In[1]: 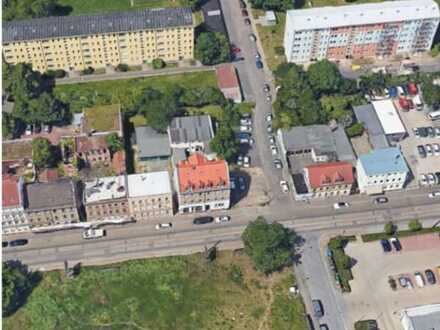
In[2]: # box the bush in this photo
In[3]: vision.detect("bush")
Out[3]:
[45,69,66,78]
[384,221,396,235]
[274,46,285,56]
[229,264,244,287]
[152,58,165,70]
[116,64,129,72]
[388,278,397,291]
[408,219,422,232]
[346,123,364,137]
[81,67,94,75]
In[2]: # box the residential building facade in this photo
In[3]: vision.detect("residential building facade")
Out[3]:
[84,176,129,221]
[174,153,230,213]
[2,175,30,235]
[24,178,81,227]
[127,172,173,219]
[3,8,194,72]
[357,147,409,195]
[303,162,354,198]
[284,0,440,63]
[216,64,242,103]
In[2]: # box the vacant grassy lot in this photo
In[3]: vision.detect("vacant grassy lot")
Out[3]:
[4,251,307,330]
[58,0,189,15]
[253,10,286,71]
[54,71,217,113]
[83,104,121,133]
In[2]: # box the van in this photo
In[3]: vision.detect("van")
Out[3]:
[428,111,440,121]
[312,299,324,318]
[414,272,425,288]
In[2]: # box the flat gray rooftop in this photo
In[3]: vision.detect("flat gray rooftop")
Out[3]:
[169,115,214,145]
[353,104,389,150]
[135,126,171,159]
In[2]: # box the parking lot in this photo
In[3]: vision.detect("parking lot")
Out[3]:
[344,234,440,330]
[397,109,440,183]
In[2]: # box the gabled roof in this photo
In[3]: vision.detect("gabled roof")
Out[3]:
[358,147,409,176]
[3,8,193,43]
[176,153,229,192]
[25,178,78,211]
[169,115,214,145]
[2,175,21,208]
[216,64,239,89]
[306,162,354,189]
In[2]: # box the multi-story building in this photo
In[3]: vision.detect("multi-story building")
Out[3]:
[76,135,111,167]
[127,172,173,219]
[83,175,128,221]
[284,0,440,63]
[174,153,230,213]
[2,175,30,235]
[24,178,81,227]
[303,162,354,198]
[3,8,194,72]
[357,147,409,195]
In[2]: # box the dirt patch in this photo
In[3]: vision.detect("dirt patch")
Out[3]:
[231,167,271,208]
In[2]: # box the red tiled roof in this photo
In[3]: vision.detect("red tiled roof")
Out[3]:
[216,64,239,89]
[177,153,229,192]
[112,150,126,174]
[76,135,108,153]
[2,175,20,207]
[306,162,354,189]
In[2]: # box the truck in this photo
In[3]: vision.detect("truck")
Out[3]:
[82,228,105,239]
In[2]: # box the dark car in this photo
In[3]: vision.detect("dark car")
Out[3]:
[380,239,392,252]
[319,325,329,330]
[241,9,248,17]
[244,18,251,25]
[425,269,436,284]
[256,60,263,69]
[193,216,214,225]
[239,0,246,8]
[238,132,251,139]
[9,239,29,247]
[390,237,402,251]
[427,126,435,138]
[417,145,427,158]
[2,241,8,248]
[312,299,324,318]
[418,127,428,138]
[374,197,388,204]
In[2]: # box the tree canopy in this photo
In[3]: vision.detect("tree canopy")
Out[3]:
[105,133,124,154]
[195,32,230,65]
[241,217,294,274]
[307,60,345,95]
[210,124,239,162]
[32,137,56,169]
[181,87,226,107]
[2,0,58,21]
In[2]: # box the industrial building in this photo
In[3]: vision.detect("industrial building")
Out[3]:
[284,0,440,63]
[3,8,194,72]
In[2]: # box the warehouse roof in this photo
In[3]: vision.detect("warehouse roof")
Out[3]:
[353,104,389,149]
[358,147,408,176]
[286,0,439,31]
[372,100,406,136]
[400,304,440,330]
[3,7,193,43]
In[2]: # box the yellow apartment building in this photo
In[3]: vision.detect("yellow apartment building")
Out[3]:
[2,7,194,72]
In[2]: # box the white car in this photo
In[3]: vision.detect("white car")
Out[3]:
[427,173,436,185]
[237,155,244,166]
[243,156,250,168]
[239,138,250,144]
[433,143,440,156]
[428,191,440,198]
[420,174,428,186]
[215,216,231,223]
[266,114,273,122]
[333,202,350,210]
[240,118,252,126]
[425,144,433,156]
[82,228,105,239]
[268,135,276,145]
[240,125,252,132]
[280,180,289,193]
[155,223,172,230]
[271,146,278,155]
[25,125,32,136]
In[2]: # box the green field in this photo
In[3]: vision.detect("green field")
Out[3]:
[54,71,217,113]
[58,0,189,16]
[4,251,307,330]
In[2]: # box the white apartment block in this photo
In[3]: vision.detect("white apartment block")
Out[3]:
[284,0,440,63]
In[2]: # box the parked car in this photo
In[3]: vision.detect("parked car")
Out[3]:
[270,145,278,155]
[9,239,29,247]
[243,156,250,168]
[240,125,252,132]
[42,124,51,133]
[425,269,436,284]
[241,9,248,16]
[266,95,272,102]
[374,196,388,204]
[155,223,172,230]
[2,241,8,248]
[263,84,270,93]
[428,191,440,198]
[399,276,410,288]
[419,127,429,138]
[267,124,273,133]
[425,144,433,156]
[239,0,246,8]
[280,180,289,193]
[266,113,273,122]
[83,228,105,239]
[319,324,329,330]
[312,299,324,318]
[237,155,244,166]
[215,216,231,223]
[273,159,283,169]
[256,60,263,69]
[433,143,440,156]
[380,239,392,252]
[388,86,398,98]
[434,127,440,138]
[420,174,428,185]
[427,126,435,138]
[417,145,427,158]
[25,125,32,136]
[249,33,256,42]
[427,173,436,185]
[436,172,440,183]
[244,18,251,25]
[239,138,250,144]
[414,272,425,287]
[193,216,214,225]
[255,52,261,60]
[333,202,349,210]
[389,237,401,251]
[268,135,276,145]
[413,127,420,138]
[240,118,252,126]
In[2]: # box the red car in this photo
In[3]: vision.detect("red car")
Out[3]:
[232,47,241,54]
[241,9,248,17]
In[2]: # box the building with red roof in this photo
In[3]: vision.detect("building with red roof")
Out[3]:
[75,135,111,167]
[175,153,230,213]
[2,175,30,235]
[304,162,354,198]
[216,64,242,103]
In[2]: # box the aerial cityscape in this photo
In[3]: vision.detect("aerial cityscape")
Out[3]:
[2,0,440,329]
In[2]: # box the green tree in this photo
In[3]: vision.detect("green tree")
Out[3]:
[241,217,294,274]
[152,58,166,69]
[408,219,422,232]
[359,72,387,93]
[116,63,129,72]
[105,133,123,154]
[181,87,226,107]
[420,80,440,107]
[32,137,55,169]
[346,123,364,137]
[210,124,239,162]
[384,221,396,236]
[248,0,293,11]
[2,112,14,139]
[341,255,352,269]
[2,0,57,21]
[5,63,42,100]
[307,60,344,95]
[195,32,230,65]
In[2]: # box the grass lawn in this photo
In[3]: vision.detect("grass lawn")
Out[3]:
[83,104,121,133]
[253,10,286,71]
[58,0,189,16]
[54,71,217,114]
[4,251,307,330]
